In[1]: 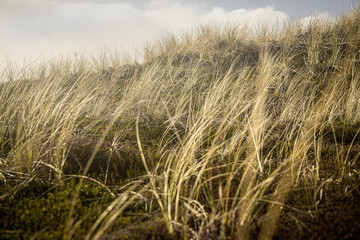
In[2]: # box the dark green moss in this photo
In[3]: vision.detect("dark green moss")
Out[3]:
[0,179,114,239]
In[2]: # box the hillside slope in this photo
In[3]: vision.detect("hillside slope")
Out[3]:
[0,5,360,240]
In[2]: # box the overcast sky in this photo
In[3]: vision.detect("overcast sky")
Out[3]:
[0,0,358,63]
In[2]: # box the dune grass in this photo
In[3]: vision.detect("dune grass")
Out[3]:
[1,5,360,240]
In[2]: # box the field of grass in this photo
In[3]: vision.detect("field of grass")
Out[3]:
[1,5,360,240]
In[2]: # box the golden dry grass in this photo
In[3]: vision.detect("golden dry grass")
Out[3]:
[0,5,360,240]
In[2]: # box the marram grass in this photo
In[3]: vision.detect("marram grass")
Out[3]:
[1,5,360,240]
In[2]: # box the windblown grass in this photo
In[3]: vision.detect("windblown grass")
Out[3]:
[1,5,360,240]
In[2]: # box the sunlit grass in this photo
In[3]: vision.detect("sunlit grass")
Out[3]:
[0,5,360,240]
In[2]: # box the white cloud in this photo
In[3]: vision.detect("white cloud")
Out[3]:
[0,0,291,62]
[200,6,289,33]
[300,12,335,29]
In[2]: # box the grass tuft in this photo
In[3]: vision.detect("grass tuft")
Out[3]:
[1,4,360,239]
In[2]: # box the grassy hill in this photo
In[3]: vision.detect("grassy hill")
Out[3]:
[1,5,360,240]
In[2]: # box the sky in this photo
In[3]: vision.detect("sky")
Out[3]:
[0,0,358,63]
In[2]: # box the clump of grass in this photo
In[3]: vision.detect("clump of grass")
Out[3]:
[1,4,360,240]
